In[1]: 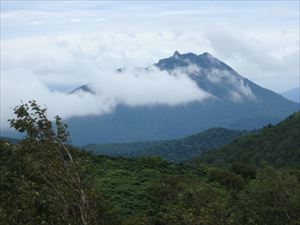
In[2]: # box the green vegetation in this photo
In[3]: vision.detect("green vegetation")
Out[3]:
[1,101,300,225]
[0,101,102,225]
[194,112,300,168]
[83,141,162,157]
[83,128,244,162]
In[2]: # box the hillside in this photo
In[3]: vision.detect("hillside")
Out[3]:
[83,128,245,162]
[194,112,300,168]
[1,102,300,225]
[3,137,300,225]
[83,140,162,157]
[0,136,19,144]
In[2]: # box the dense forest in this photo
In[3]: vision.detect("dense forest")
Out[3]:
[193,111,300,168]
[1,101,300,225]
[83,128,245,162]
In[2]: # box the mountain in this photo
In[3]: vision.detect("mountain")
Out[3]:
[65,51,298,145]
[193,111,300,168]
[83,128,245,162]
[280,87,300,103]
[0,136,19,144]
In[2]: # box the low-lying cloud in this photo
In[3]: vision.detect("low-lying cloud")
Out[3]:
[1,62,210,129]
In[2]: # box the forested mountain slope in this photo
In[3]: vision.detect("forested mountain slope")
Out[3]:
[194,112,300,168]
[84,128,245,162]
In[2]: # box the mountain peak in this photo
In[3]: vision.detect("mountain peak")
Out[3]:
[156,51,231,72]
[200,52,213,57]
[172,51,214,59]
[173,50,181,57]
[70,85,95,95]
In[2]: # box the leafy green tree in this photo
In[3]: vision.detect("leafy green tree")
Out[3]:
[161,183,228,225]
[145,176,228,225]
[0,101,99,225]
[207,167,245,190]
[229,166,300,225]
[231,162,257,180]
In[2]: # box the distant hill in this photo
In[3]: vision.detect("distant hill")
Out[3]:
[193,112,300,168]
[0,136,19,144]
[83,140,162,157]
[83,128,245,162]
[280,87,300,103]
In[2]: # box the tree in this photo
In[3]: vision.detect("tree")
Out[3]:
[146,176,228,225]
[229,166,300,225]
[1,101,98,225]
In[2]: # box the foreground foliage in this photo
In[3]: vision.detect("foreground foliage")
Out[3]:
[0,101,101,225]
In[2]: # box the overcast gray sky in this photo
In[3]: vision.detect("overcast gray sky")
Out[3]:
[1,1,299,128]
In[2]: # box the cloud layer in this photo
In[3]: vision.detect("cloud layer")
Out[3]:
[1,47,211,129]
